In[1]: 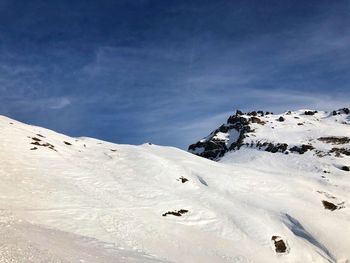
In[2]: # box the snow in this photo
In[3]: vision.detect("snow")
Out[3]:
[0,114,349,262]
[245,110,349,149]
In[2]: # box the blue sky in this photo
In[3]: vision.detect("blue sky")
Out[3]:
[0,0,349,148]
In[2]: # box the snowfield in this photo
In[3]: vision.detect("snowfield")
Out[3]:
[0,111,349,263]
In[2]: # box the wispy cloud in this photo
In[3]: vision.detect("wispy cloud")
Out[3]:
[47,97,71,109]
[0,1,349,148]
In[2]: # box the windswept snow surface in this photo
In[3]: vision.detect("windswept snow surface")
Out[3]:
[0,114,349,262]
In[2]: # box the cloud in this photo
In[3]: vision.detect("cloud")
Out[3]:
[48,97,71,109]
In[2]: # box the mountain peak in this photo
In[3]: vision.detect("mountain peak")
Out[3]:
[188,107,350,160]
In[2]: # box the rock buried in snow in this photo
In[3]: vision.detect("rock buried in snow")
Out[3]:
[341,166,350,172]
[162,209,189,217]
[271,236,287,253]
[322,200,339,211]
[178,176,188,183]
[63,141,72,145]
[30,140,56,151]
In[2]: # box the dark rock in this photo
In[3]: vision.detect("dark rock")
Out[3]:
[341,166,350,171]
[278,116,285,122]
[218,124,230,133]
[322,200,338,211]
[289,144,314,154]
[227,116,249,125]
[179,176,189,183]
[271,236,287,253]
[30,140,56,151]
[236,110,243,115]
[188,138,227,160]
[229,130,246,151]
[297,123,303,126]
[30,147,38,150]
[63,141,72,145]
[32,137,41,142]
[333,108,350,115]
[250,117,266,125]
[162,209,189,217]
[342,108,350,114]
[189,112,258,160]
[265,143,288,153]
[330,148,350,157]
[304,110,317,115]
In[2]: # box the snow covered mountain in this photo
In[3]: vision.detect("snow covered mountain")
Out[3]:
[189,108,350,160]
[0,109,349,263]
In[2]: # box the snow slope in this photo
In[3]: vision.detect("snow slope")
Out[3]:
[0,112,349,262]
